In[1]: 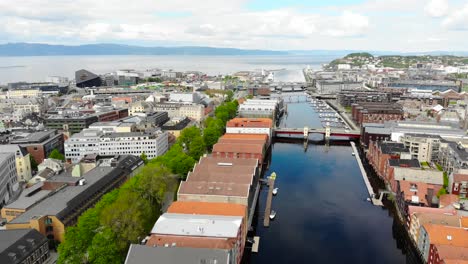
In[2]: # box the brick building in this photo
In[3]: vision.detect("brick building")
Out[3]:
[9,130,64,164]
[351,102,403,125]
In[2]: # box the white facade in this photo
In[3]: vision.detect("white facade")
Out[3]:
[99,131,168,159]
[226,126,272,140]
[169,92,202,104]
[65,129,103,163]
[0,153,18,206]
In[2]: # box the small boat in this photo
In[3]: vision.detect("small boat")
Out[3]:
[351,152,355,156]
[272,188,278,195]
[269,210,276,220]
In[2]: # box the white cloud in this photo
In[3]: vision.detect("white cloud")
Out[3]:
[0,0,466,51]
[425,0,449,17]
[322,11,369,37]
[442,3,468,30]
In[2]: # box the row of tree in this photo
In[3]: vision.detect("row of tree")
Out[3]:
[57,163,175,263]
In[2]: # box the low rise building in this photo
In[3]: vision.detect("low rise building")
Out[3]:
[430,244,468,264]
[178,181,251,207]
[417,224,468,263]
[451,173,468,199]
[399,134,442,162]
[8,130,64,164]
[0,153,18,206]
[0,229,50,264]
[64,129,103,163]
[161,117,193,138]
[351,102,404,126]
[45,109,128,134]
[99,130,168,159]
[226,118,273,143]
[337,90,392,107]
[125,245,233,264]
[408,213,462,244]
[2,155,143,242]
[212,142,266,164]
[0,98,46,115]
[393,167,444,206]
[146,213,244,264]
[367,141,410,179]
[439,141,468,175]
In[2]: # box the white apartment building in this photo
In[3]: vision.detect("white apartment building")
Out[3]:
[0,153,18,206]
[65,129,103,163]
[169,92,202,104]
[99,130,168,159]
[399,134,441,163]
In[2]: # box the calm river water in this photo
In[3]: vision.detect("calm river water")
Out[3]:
[244,70,413,264]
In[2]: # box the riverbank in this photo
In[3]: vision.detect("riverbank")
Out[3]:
[356,144,425,264]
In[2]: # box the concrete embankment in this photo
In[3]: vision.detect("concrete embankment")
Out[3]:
[350,142,382,206]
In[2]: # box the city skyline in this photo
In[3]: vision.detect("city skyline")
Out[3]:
[1,0,468,52]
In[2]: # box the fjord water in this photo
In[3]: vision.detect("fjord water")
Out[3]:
[0,54,336,84]
[245,70,407,263]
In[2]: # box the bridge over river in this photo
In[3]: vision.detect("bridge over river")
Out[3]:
[274,126,360,139]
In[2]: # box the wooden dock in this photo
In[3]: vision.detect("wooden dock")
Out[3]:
[263,172,276,227]
[252,236,260,253]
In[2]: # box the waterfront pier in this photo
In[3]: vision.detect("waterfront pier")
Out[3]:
[263,172,276,227]
[350,142,382,206]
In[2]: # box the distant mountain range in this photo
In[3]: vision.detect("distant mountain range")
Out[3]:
[0,43,467,57]
[0,43,288,56]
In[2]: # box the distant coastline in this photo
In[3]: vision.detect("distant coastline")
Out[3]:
[1,43,468,57]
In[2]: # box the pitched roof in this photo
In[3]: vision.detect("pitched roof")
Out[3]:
[0,229,47,264]
[212,143,264,155]
[423,224,468,247]
[125,244,230,264]
[168,201,246,218]
[454,174,468,182]
[439,194,460,208]
[178,181,250,198]
[435,244,468,262]
[150,213,242,238]
[226,118,273,128]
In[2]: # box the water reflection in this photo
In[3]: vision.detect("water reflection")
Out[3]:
[245,100,409,264]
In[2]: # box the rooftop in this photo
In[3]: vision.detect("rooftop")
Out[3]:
[435,244,468,263]
[150,213,242,238]
[423,224,468,247]
[178,181,250,198]
[226,118,273,128]
[393,167,443,185]
[9,156,142,224]
[125,244,230,264]
[388,159,421,168]
[379,142,409,154]
[168,201,246,218]
[0,229,47,263]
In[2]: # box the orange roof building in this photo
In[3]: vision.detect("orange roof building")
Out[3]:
[419,224,468,263]
[226,118,273,128]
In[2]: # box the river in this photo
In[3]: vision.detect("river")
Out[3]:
[243,70,413,264]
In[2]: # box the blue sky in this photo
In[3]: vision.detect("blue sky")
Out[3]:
[0,0,467,51]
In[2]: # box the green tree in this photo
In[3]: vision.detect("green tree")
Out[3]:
[226,90,234,102]
[88,227,123,264]
[57,227,86,264]
[29,154,38,171]
[48,149,65,161]
[140,152,148,164]
[188,136,206,160]
[101,190,155,252]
